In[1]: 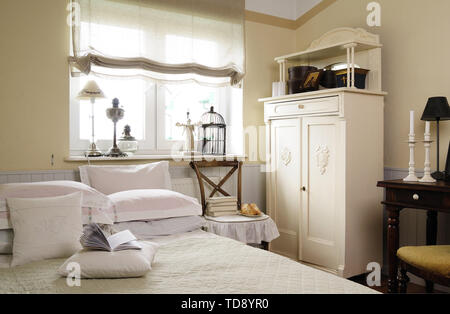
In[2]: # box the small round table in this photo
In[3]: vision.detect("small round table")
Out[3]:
[204,214,279,249]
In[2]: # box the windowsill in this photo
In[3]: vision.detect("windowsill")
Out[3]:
[64,154,247,162]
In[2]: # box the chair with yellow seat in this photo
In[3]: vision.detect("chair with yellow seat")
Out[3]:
[397,245,450,293]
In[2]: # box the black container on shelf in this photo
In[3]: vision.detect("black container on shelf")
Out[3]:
[288,79,304,94]
[335,68,370,89]
[288,66,318,81]
[320,69,337,88]
[287,66,319,95]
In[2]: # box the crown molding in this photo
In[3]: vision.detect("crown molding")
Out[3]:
[293,0,337,29]
[245,0,337,30]
[245,10,297,29]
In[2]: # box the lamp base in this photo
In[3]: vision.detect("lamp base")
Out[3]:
[104,147,127,158]
[431,171,445,181]
[85,143,103,157]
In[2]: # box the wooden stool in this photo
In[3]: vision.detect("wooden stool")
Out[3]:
[397,245,450,293]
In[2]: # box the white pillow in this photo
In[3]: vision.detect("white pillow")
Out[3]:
[0,181,113,229]
[58,241,159,279]
[79,162,172,195]
[109,189,202,223]
[113,216,206,239]
[8,192,83,267]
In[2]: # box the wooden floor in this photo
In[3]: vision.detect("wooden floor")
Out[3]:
[350,274,448,294]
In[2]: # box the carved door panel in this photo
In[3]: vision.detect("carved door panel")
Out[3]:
[300,116,340,269]
[269,118,301,259]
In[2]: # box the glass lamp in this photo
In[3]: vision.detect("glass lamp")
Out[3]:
[421,97,450,180]
[105,98,126,157]
[77,80,106,157]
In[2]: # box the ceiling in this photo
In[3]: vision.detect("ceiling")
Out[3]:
[245,0,323,21]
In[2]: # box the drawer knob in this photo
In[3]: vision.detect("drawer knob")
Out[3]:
[413,194,420,201]
[298,105,304,109]
[302,186,306,192]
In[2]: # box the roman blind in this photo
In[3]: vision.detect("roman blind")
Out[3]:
[69,0,245,86]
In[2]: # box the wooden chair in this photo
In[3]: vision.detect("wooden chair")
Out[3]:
[397,245,450,293]
[189,160,242,215]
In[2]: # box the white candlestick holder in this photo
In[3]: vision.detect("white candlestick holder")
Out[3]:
[404,134,419,182]
[419,133,437,183]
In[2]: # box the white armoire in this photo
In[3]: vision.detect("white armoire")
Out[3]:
[260,28,386,278]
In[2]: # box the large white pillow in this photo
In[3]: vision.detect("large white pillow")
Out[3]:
[8,192,84,267]
[113,216,206,239]
[79,162,172,195]
[0,181,113,229]
[109,189,202,223]
[58,241,159,279]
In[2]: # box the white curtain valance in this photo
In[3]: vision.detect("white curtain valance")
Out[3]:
[70,0,246,86]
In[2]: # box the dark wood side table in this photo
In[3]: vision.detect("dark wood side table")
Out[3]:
[377,180,450,293]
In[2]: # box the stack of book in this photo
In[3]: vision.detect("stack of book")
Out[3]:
[206,196,238,217]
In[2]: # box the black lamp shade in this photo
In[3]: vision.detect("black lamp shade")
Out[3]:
[421,97,450,121]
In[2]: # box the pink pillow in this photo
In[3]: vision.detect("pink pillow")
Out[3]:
[0,181,113,229]
[79,162,172,195]
[108,189,202,223]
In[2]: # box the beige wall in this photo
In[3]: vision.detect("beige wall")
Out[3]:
[0,0,70,171]
[0,0,294,171]
[243,21,295,161]
[2,0,449,171]
[294,0,450,169]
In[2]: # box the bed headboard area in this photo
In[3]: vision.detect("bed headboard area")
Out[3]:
[0,164,266,211]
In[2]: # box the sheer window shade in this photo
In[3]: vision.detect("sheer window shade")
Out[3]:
[69,0,246,86]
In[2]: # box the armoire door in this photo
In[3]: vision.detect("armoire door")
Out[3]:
[269,118,301,259]
[300,116,340,270]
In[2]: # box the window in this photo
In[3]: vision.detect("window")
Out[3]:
[69,0,245,157]
[70,77,243,156]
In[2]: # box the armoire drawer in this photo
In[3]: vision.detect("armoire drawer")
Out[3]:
[265,96,339,118]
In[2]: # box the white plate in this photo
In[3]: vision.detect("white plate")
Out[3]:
[238,212,263,218]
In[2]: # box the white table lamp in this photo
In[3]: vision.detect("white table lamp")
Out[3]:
[77,80,106,157]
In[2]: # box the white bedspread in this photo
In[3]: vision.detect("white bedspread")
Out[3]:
[0,231,378,294]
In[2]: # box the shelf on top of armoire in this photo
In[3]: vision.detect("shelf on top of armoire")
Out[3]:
[275,40,382,63]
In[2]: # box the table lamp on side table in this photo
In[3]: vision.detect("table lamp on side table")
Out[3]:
[77,80,106,157]
[421,97,450,180]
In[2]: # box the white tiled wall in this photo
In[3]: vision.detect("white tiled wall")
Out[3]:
[0,164,267,211]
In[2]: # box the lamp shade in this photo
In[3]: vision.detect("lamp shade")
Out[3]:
[421,97,450,121]
[77,80,106,100]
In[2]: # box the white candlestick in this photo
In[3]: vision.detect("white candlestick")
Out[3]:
[404,133,419,182]
[404,111,419,181]
[425,121,430,134]
[420,125,436,183]
[410,111,414,135]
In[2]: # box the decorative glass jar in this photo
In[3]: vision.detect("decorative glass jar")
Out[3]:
[117,125,139,154]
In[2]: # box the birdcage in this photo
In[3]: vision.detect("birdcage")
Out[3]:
[198,106,226,155]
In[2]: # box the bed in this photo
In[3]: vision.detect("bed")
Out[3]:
[0,163,378,294]
[0,230,377,294]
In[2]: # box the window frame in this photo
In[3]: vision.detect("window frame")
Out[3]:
[69,79,243,157]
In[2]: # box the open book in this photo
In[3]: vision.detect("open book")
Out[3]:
[80,223,142,252]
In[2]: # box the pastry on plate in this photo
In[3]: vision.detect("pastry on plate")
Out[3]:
[241,203,262,216]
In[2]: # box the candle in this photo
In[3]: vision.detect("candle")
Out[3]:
[425,121,431,134]
[410,111,414,135]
